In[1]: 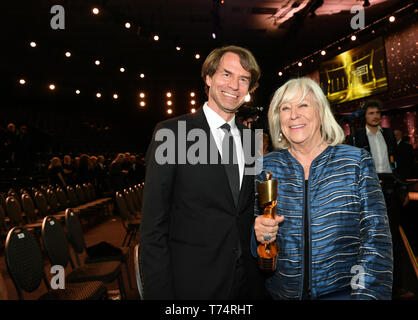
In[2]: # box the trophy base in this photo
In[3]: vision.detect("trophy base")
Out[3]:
[258,256,277,273]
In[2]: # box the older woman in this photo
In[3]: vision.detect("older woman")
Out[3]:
[253,78,393,300]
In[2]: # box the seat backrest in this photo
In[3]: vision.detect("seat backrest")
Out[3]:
[134,244,144,300]
[134,184,144,208]
[55,187,69,210]
[45,188,59,212]
[21,193,38,223]
[129,187,141,212]
[86,183,97,201]
[5,226,47,299]
[64,209,86,257]
[115,192,132,221]
[66,186,79,207]
[5,196,23,226]
[123,189,137,216]
[41,216,71,268]
[75,184,88,204]
[34,191,50,217]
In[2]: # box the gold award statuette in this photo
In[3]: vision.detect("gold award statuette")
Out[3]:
[256,171,279,273]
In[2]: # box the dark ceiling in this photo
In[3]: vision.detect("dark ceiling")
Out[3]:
[2,0,414,151]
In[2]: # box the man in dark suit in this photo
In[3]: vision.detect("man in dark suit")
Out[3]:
[353,100,407,298]
[394,129,415,179]
[140,45,266,300]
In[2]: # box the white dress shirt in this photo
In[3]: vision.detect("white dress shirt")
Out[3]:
[366,126,393,174]
[203,102,245,188]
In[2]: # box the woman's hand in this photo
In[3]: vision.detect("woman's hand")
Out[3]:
[254,215,284,244]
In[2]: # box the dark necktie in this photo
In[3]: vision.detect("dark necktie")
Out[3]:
[221,123,240,207]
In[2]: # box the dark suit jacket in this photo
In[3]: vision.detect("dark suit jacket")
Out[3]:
[353,127,397,169]
[140,107,265,300]
[394,141,415,179]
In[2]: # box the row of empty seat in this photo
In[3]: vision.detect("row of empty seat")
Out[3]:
[5,209,127,300]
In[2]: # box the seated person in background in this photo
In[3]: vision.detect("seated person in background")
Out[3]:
[48,157,66,187]
[62,154,74,186]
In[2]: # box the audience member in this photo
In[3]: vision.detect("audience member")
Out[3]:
[47,157,66,187]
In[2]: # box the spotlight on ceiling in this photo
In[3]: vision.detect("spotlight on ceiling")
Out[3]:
[176,46,181,51]
[65,51,71,58]
[389,16,395,23]
[153,35,159,41]
[351,35,357,41]
[195,54,200,59]
[125,22,131,29]
[321,50,326,56]
[19,79,26,85]
[139,73,145,79]
[92,7,100,15]
[30,41,37,48]
[75,89,80,94]
[49,84,56,90]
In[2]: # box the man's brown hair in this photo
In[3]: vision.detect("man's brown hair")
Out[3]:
[201,45,260,95]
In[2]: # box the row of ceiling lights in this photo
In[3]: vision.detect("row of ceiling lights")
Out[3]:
[277,12,399,77]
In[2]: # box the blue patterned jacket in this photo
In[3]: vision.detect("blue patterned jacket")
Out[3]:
[253,144,393,300]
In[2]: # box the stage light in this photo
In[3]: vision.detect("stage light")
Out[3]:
[30,41,37,48]
[278,72,283,76]
[65,51,71,57]
[153,35,159,41]
[321,50,326,56]
[298,62,302,67]
[19,79,26,85]
[92,8,99,15]
[190,92,195,97]
[167,108,173,114]
[389,16,395,23]
[125,22,131,29]
[49,84,55,90]
[120,67,125,72]
[113,94,118,99]
[75,89,80,94]
[191,100,196,105]
[212,33,216,39]
[195,54,200,59]
[167,100,172,106]
[96,92,102,98]
[166,92,172,98]
[139,101,146,107]
[139,73,145,78]
[95,60,100,65]
[191,108,196,113]
[176,46,181,51]
[139,92,145,98]
[351,35,357,41]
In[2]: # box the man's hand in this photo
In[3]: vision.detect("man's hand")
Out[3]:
[254,215,284,244]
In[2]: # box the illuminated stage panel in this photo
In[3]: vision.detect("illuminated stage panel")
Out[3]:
[320,37,388,104]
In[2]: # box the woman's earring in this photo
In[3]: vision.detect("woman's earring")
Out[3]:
[278,132,282,142]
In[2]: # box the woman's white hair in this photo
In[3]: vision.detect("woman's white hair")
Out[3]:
[268,77,345,150]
